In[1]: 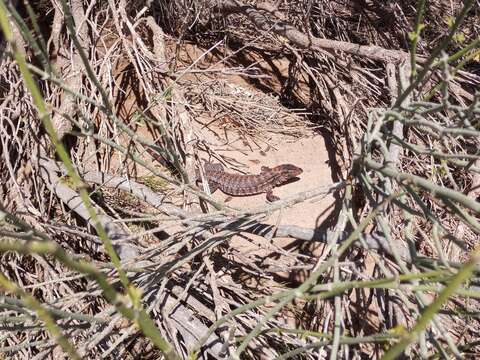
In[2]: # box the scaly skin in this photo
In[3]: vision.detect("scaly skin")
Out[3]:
[145,147,303,201]
[196,163,303,202]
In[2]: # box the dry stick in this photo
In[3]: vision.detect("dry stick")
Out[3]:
[166,264,207,318]
[359,118,475,357]
[102,283,180,360]
[364,159,480,215]
[110,0,189,183]
[37,9,227,212]
[391,0,475,108]
[1,6,167,354]
[56,0,188,197]
[190,210,386,352]
[445,156,480,258]
[143,16,168,72]
[38,157,138,261]
[0,4,43,230]
[470,159,480,201]
[50,0,88,141]
[75,167,412,354]
[231,194,399,358]
[390,137,480,166]
[382,249,480,360]
[163,289,227,357]
[387,113,480,138]
[78,169,411,261]
[379,62,415,340]
[5,1,242,358]
[218,0,427,64]
[172,88,198,194]
[74,170,412,355]
[329,186,352,359]
[24,0,140,307]
[363,76,478,356]
[68,170,226,355]
[0,296,108,325]
[78,313,124,357]
[245,224,412,262]
[0,221,180,360]
[44,162,224,355]
[35,159,166,353]
[167,86,232,358]
[377,213,463,357]
[0,340,57,355]
[385,62,406,168]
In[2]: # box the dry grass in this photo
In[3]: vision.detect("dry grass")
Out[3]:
[0,0,479,359]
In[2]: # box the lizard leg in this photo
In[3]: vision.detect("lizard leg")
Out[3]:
[266,189,280,202]
[196,176,218,194]
[206,181,219,194]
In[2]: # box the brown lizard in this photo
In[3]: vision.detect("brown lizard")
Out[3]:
[196,162,303,202]
[145,147,302,201]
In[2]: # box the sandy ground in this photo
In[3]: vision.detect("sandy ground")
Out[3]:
[177,44,336,230]
[201,133,336,230]
[188,122,338,265]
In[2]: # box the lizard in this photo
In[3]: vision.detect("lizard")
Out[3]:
[145,146,303,201]
[196,162,303,202]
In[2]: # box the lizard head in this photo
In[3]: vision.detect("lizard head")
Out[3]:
[273,164,303,184]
